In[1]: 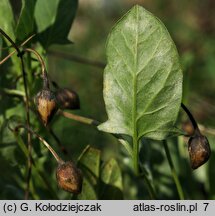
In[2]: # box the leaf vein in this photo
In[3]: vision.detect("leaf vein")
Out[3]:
[120,31,135,56]
[138,27,159,45]
[136,31,163,76]
[109,67,129,95]
[136,63,173,123]
[110,41,133,76]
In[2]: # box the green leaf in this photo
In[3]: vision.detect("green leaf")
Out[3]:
[15,0,37,42]
[0,0,15,40]
[76,146,124,199]
[77,145,101,199]
[34,0,78,48]
[99,5,183,141]
[100,158,123,199]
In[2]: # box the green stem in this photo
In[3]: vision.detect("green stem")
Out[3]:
[2,88,25,97]
[0,28,32,199]
[140,167,156,199]
[12,131,59,199]
[47,126,68,155]
[0,34,35,65]
[0,28,20,53]
[142,175,156,199]
[15,125,64,164]
[58,110,100,126]
[49,50,106,69]
[133,136,139,176]
[20,51,32,201]
[181,103,200,135]
[163,140,184,199]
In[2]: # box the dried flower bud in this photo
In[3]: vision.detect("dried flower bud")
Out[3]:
[188,135,211,169]
[56,88,80,110]
[35,89,58,126]
[56,161,83,194]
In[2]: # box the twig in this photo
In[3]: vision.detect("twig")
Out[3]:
[163,140,184,200]
[20,48,32,200]
[11,130,59,199]
[142,175,156,199]
[0,28,32,199]
[58,110,100,126]
[139,167,156,199]
[182,121,215,137]
[48,50,106,69]
[47,126,68,155]
[0,34,35,65]
[181,103,200,135]
[0,29,20,52]
[24,48,47,77]
[198,124,215,136]
[24,48,50,89]
[14,125,64,164]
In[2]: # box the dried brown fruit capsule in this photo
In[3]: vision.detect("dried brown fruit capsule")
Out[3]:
[35,89,58,126]
[56,88,80,110]
[56,161,83,194]
[181,103,211,169]
[188,135,211,169]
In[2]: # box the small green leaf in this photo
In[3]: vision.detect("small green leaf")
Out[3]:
[78,145,101,180]
[0,0,15,40]
[34,0,78,48]
[99,5,183,141]
[15,0,37,42]
[77,146,101,199]
[100,158,123,199]
[77,178,97,200]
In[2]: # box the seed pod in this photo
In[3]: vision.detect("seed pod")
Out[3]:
[188,135,211,169]
[56,161,83,194]
[35,89,58,126]
[56,88,80,110]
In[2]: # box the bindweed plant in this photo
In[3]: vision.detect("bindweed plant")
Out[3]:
[0,1,212,200]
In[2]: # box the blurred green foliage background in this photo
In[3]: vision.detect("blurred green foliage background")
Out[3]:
[0,0,215,199]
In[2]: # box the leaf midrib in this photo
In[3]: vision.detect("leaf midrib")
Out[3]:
[132,6,139,141]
